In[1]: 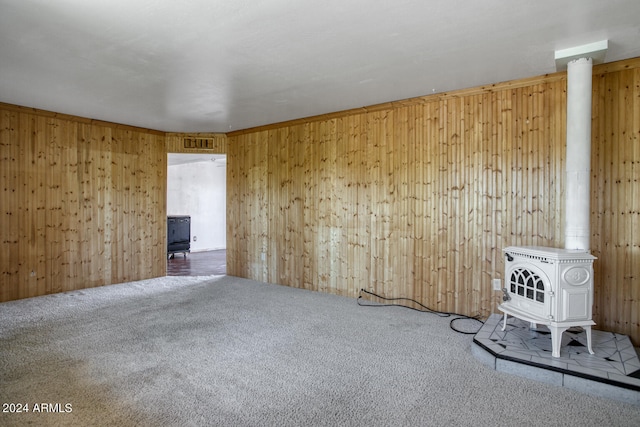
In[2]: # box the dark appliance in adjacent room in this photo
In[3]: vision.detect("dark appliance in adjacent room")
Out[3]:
[167,215,190,258]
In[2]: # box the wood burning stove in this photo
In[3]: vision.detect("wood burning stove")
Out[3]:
[499,246,596,358]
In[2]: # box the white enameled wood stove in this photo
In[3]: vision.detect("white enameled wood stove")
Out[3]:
[499,246,596,357]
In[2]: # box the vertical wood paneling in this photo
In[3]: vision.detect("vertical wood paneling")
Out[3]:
[340,114,369,296]
[394,105,413,302]
[44,116,62,294]
[481,91,496,314]
[226,131,242,277]
[0,104,166,300]
[44,116,77,295]
[409,105,424,306]
[424,101,440,310]
[1,110,19,300]
[632,68,640,338]
[591,67,640,339]
[149,132,167,277]
[227,57,640,344]
[111,129,126,283]
[267,127,282,285]
[60,118,81,291]
[78,123,110,287]
[18,114,46,297]
[301,123,316,291]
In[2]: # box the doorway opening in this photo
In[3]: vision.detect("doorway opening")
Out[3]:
[167,153,226,276]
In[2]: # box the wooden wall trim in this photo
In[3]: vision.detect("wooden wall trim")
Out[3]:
[0,102,165,136]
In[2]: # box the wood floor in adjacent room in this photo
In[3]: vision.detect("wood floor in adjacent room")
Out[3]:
[166,249,226,276]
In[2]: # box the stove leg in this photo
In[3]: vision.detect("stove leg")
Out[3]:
[501,313,508,331]
[549,325,569,358]
[585,326,595,355]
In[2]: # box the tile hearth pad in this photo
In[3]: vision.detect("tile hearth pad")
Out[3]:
[474,314,640,395]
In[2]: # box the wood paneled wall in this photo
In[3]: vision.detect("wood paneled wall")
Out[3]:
[0,104,167,300]
[591,61,640,342]
[227,58,640,344]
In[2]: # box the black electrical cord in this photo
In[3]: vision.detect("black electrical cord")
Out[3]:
[357,288,484,335]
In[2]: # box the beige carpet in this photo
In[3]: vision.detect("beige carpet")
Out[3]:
[1,275,640,426]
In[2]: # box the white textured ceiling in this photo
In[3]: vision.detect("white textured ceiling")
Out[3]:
[1,0,640,133]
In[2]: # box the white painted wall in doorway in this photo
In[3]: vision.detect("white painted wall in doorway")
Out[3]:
[167,159,226,251]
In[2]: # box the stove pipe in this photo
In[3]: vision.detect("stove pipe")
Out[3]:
[564,57,593,250]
